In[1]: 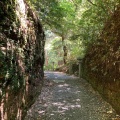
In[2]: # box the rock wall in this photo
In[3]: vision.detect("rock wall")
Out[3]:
[0,0,45,119]
[83,6,120,114]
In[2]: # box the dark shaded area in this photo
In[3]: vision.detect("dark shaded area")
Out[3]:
[82,6,120,114]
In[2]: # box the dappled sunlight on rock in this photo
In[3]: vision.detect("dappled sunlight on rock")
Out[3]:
[38,110,45,114]
[50,113,54,116]
[61,106,69,110]
[75,99,80,102]
[51,100,81,113]
[52,102,64,106]
[58,84,69,88]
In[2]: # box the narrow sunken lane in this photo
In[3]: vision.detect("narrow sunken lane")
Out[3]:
[25,71,120,120]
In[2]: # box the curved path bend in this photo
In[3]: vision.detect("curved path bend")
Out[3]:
[25,71,120,120]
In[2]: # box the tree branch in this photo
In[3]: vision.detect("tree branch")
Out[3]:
[87,0,108,14]
[87,0,97,6]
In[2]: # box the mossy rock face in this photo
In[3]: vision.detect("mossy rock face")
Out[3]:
[82,6,120,115]
[0,0,45,119]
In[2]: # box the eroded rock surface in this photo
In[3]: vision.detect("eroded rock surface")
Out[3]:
[0,0,44,119]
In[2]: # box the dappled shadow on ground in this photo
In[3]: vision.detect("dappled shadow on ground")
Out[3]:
[25,71,120,120]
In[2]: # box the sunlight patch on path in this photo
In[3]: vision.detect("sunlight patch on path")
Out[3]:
[25,71,120,120]
[52,80,65,83]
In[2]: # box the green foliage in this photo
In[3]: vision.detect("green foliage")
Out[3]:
[45,37,63,70]
[0,0,16,24]
[69,0,120,55]
[30,0,120,64]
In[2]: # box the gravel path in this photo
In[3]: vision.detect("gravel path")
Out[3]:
[25,71,120,120]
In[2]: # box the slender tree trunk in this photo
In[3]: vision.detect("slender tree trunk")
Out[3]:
[62,36,67,64]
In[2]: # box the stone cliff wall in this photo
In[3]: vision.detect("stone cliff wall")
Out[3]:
[0,0,45,119]
[83,6,120,114]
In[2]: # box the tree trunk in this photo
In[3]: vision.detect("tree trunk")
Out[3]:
[62,36,67,64]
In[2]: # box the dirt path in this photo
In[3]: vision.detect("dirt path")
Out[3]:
[25,71,120,120]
